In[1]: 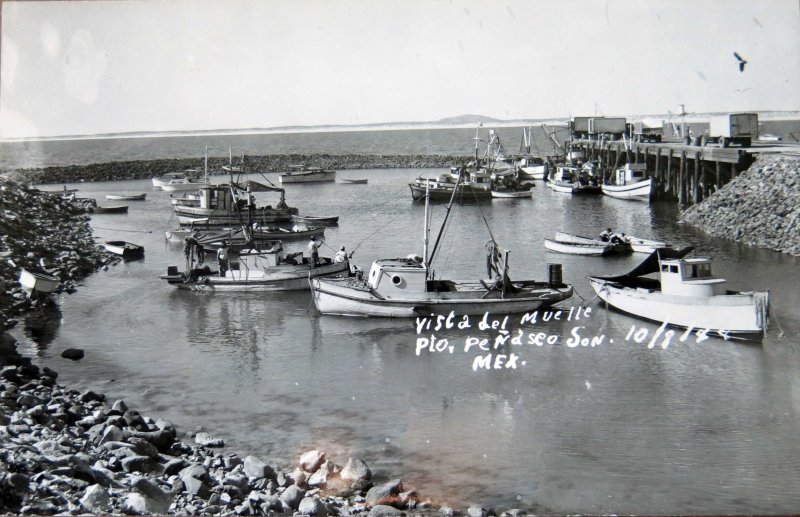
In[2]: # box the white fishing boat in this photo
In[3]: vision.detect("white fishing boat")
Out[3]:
[602,163,653,201]
[161,241,350,291]
[588,248,770,338]
[161,178,206,192]
[546,165,600,194]
[151,170,200,188]
[311,181,573,317]
[18,268,59,295]
[514,127,548,180]
[278,166,336,184]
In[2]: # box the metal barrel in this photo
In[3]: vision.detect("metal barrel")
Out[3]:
[548,263,563,287]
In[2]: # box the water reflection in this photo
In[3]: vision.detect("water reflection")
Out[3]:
[23,301,62,350]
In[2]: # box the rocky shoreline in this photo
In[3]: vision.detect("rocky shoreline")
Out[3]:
[0,177,525,515]
[7,154,468,185]
[680,154,800,256]
[0,332,450,516]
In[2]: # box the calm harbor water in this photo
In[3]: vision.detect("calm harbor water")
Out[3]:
[10,164,800,514]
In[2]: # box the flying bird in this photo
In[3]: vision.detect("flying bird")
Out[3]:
[734,52,748,72]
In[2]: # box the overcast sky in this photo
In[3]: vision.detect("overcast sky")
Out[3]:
[1,0,798,139]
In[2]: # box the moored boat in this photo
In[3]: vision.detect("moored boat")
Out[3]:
[588,248,770,338]
[312,178,573,317]
[292,215,339,226]
[18,268,60,295]
[103,241,145,260]
[279,166,336,184]
[555,230,669,254]
[152,170,200,188]
[91,205,129,214]
[491,185,533,198]
[339,178,368,184]
[544,238,617,256]
[547,165,600,194]
[193,225,325,251]
[161,179,206,192]
[172,181,298,226]
[602,163,653,201]
[161,241,350,291]
[106,193,147,201]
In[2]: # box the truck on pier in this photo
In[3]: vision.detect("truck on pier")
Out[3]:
[704,113,758,148]
[630,121,663,143]
[570,117,591,139]
[588,117,627,140]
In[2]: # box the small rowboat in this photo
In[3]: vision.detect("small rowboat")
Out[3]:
[544,238,616,256]
[91,205,129,214]
[292,215,339,226]
[555,231,667,254]
[103,241,145,260]
[339,178,368,184]
[491,187,533,198]
[106,193,147,201]
[19,268,60,295]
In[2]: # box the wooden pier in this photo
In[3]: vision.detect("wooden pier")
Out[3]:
[566,139,790,206]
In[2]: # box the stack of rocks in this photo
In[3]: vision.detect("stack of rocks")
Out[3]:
[681,155,800,256]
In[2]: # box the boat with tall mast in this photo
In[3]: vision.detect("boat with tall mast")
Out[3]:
[311,179,573,317]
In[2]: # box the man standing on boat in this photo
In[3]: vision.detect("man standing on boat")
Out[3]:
[217,241,230,277]
[308,236,322,266]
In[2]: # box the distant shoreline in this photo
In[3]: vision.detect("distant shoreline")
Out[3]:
[3,110,799,143]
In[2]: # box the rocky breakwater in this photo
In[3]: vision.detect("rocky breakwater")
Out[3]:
[0,177,116,331]
[1,333,446,516]
[680,154,800,256]
[11,154,467,185]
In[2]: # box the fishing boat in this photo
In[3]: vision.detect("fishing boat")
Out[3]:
[102,241,145,260]
[292,215,339,226]
[340,178,368,184]
[553,231,632,253]
[547,165,601,194]
[172,181,298,226]
[514,127,548,180]
[409,169,493,202]
[588,248,770,338]
[91,205,129,214]
[311,180,573,317]
[602,163,653,201]
[160,241,350,291]
[193,225,325,251]
[151,170,200,188]
[278,166,336,184]
[161,178,206,192]
[105,193,147,201]
[18,268,59,295]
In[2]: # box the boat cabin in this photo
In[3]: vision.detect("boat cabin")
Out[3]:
[553,165,580,183]
[614,163,648,185]
[367,258,428,296]
[660,258,727,297]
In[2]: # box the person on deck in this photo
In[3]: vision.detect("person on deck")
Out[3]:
[334,246,348,263]
[599,228,613,242]
[217,241,230,277]
[308,236,322,266]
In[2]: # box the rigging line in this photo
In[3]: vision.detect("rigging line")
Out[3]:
[428,169,464,267]
[350,202,415,254]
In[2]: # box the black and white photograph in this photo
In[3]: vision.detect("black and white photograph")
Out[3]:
[1,0,799,515]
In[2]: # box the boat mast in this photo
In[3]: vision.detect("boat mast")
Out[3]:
[422,181,430,269]
[427,171,463,270]
[204,146,208,185]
